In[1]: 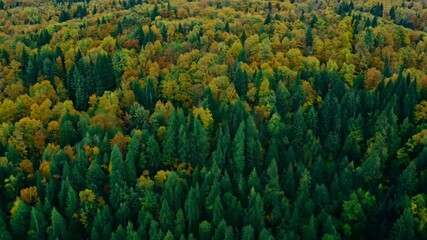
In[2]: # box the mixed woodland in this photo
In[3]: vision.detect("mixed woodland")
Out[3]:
[0,0,427,239]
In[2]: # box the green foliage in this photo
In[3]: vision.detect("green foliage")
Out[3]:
[0,0,426,239]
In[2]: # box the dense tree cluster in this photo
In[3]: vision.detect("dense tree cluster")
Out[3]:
[0,0,426,239]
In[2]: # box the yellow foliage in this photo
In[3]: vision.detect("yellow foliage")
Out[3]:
[90,113,119,131]
[30,99,53,123]
[29,80,58,105]
[20,186,38,205]
[0,123,11,146]
[98,92,121,116]
[157,126,166,140]
[92,146,100,155]
[365,68,382,90]
[0,99,18,123]
[10,197,21,216]
[19,159,34,174]
[302,81,317,108]
[255,105,271,120]
[47,121,60,141]
[137,174,154,189]
[64,145,76,160]
[39,161,50,179]
[154,170,169,184]
[410,194,427,232]
[225,84,239,104]
[193,107,213,129]
[79,189,96,203]
[415,101,427,123]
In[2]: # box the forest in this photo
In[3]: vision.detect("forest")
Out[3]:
[0,0,426,239]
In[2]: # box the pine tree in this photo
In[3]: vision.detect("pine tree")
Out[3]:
[28,206,47,240]
[91,206,112,239]
[306,26,313,47]
[151,4,159,21]
[242,225,255,240]
[25,55,38,86]
[0,215,12,240]
[10,199,30,239]
[146,135,161,172]
[264,13,271,24]
[390,210,414,240]
[110,145,127,210]
[231,121,245,175]
[72,67,89,111]
[189,118,209,166]
[48,208,67,239]
[185,185,201,233]
[125,134,140,186]
[174,209,185,238]
[159,200,173,232]
[162,111,178,166]
[302,215,317,240]
[199,221,212,240]
[95,53,116,94]
[65,186,78,220]
[163,171,183,212]
[245,115,261,173]
[233,62,248,97]
[245,189,264,234]
[86,160,107,195]
[390,6,396,20]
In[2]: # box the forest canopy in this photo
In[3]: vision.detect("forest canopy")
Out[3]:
[0,0,427,239]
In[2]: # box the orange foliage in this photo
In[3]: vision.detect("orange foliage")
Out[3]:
[34,130,46,152]
[365,68,382,90]
[20,186,38,205]
[64,145,76,160]
[39,161,50,179]
[110,132,131,154]
[90,113,119,131]
[19,159,34,174]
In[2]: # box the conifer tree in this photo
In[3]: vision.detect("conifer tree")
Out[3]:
[10,199,30,239]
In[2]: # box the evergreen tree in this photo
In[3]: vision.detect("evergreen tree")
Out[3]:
[64,186,78,220]
[231,121,245,175]
[306,26,313,47]
[0,215,12,240]
[174,209,185,238]
[189,118,209,166]
[264,13,271,24]
[72,67,89,111]
[25,55,38,86]
[91,206,113,239]
[151,4,159,21]
[146,135,161,172]
[48,208,67,240]
[10,199,30,239]
[125,134,140,186]
[28,206,47,240]
[185,185,201,233]
[199,221,212,240]
[242,225,255,240]
[86,160,107,195]
[390,210,414,240]
[109,145,127,210]
[245,189,264,234]
[159,200,173,232]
